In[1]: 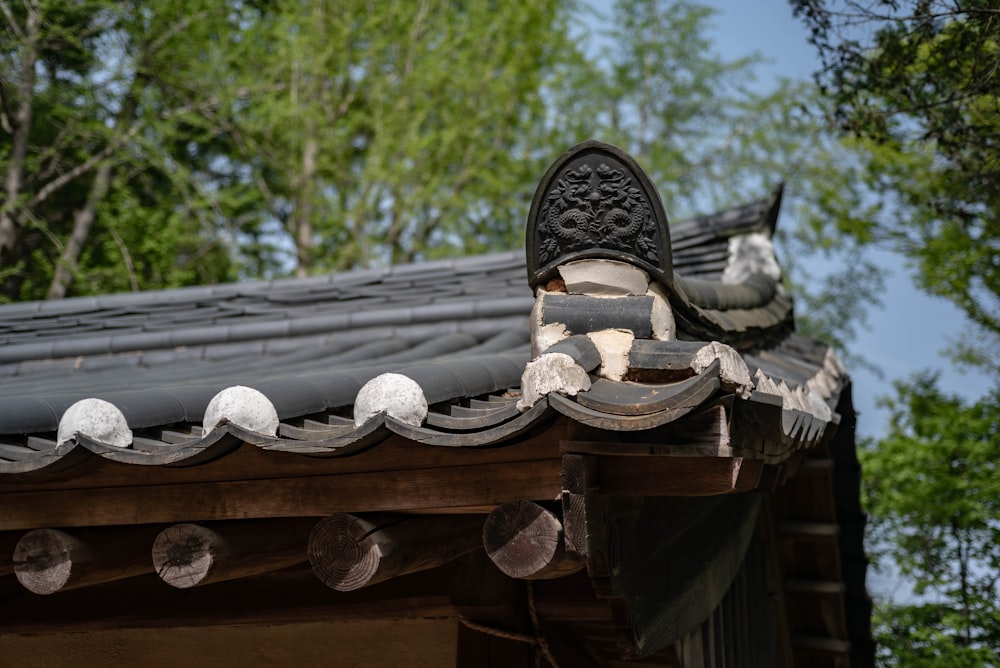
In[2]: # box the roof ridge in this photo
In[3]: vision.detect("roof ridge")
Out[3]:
[0,250,526,317]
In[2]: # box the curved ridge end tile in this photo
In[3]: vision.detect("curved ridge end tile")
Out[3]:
[203,386,279,437]
[516,352,591,412]
[354,373,427,428]
[57,398,132,448]
[692,341,752,399]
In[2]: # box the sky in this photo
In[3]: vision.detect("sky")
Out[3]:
[585,0,993,439]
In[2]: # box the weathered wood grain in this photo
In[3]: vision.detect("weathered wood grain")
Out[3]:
[0,530,17,577]
[152,519,314,588]
[0,458,563,530]
[482,500,582,580]
[598,455,765,496]
[0,427,568,493]
[559,454,598,560]
[13,526,157,594]
[309,513,483,591]
[597,493,763,658]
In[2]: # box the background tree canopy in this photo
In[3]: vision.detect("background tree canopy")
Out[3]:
[791,0,1000,374]
[792,1,1000,664]
[1,0,881,355]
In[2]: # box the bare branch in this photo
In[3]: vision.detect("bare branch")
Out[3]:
[108,225,139,292]
[0,2,41,260]
[145,12,210,57]
[29,123,143,208]
[0,81,13,134]
[0,1,25,41]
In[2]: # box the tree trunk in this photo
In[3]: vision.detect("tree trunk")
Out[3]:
[46,161,113,299]
[293,131,318,278]
[46,88,139,299]
[0,4,41,266]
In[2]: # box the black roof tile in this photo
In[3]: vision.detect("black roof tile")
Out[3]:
[0,192,834,466]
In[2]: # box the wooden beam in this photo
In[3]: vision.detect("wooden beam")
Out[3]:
[0,562,458,632]
[451,549,536,668]
[0,458,562,530]
[0,426,569,494]
[0,531,17,577]
[539,621,604,668]
[152,519,314,589]
[792,634,852,653]
[531,572,613,623]
[598,455,765,496]
[309,513,483,591]
[13,526,157,595]
[559,454,598,559]
[779,521,840,538]
[483,500,583,580]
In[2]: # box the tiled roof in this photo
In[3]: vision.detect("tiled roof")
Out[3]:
[0,252,531,439]
[0,186,821,475]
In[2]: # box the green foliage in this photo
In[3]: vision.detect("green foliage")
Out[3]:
[791,0,1000,364]
[0,0,264,301]
[2,0,584,293]
[217,0,578,273]
[862,374,1000,665]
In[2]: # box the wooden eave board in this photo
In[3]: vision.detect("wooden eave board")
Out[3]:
[0,425,570,530]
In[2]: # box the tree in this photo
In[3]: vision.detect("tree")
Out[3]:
[862,374,1000,665]
[790,0,1000,372]
[1,0,585,291]
[216,0,580,274]
[0,0,270,302]
[790,4,1000,662]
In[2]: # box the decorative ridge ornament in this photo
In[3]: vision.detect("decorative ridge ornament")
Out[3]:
[526,140,672,289]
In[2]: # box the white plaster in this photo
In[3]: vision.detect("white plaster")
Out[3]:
[753,369,782,397]
[692,341,753,399]
[806,348,846,403]
[558,259,649,296]
[783,383,813,413]
[203,385,280,436]
[530,292,569,357]
[516,352,592,411]
[57,398,132,447]
[806,368,837,398]
[647,282,676,341]
[807,390,834,423]
[534,323,570,358]
[754,369,835,422]
[354,373,428,427]
[721,232,782,284]
[585,329,635,382]
[823,346,847,378]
